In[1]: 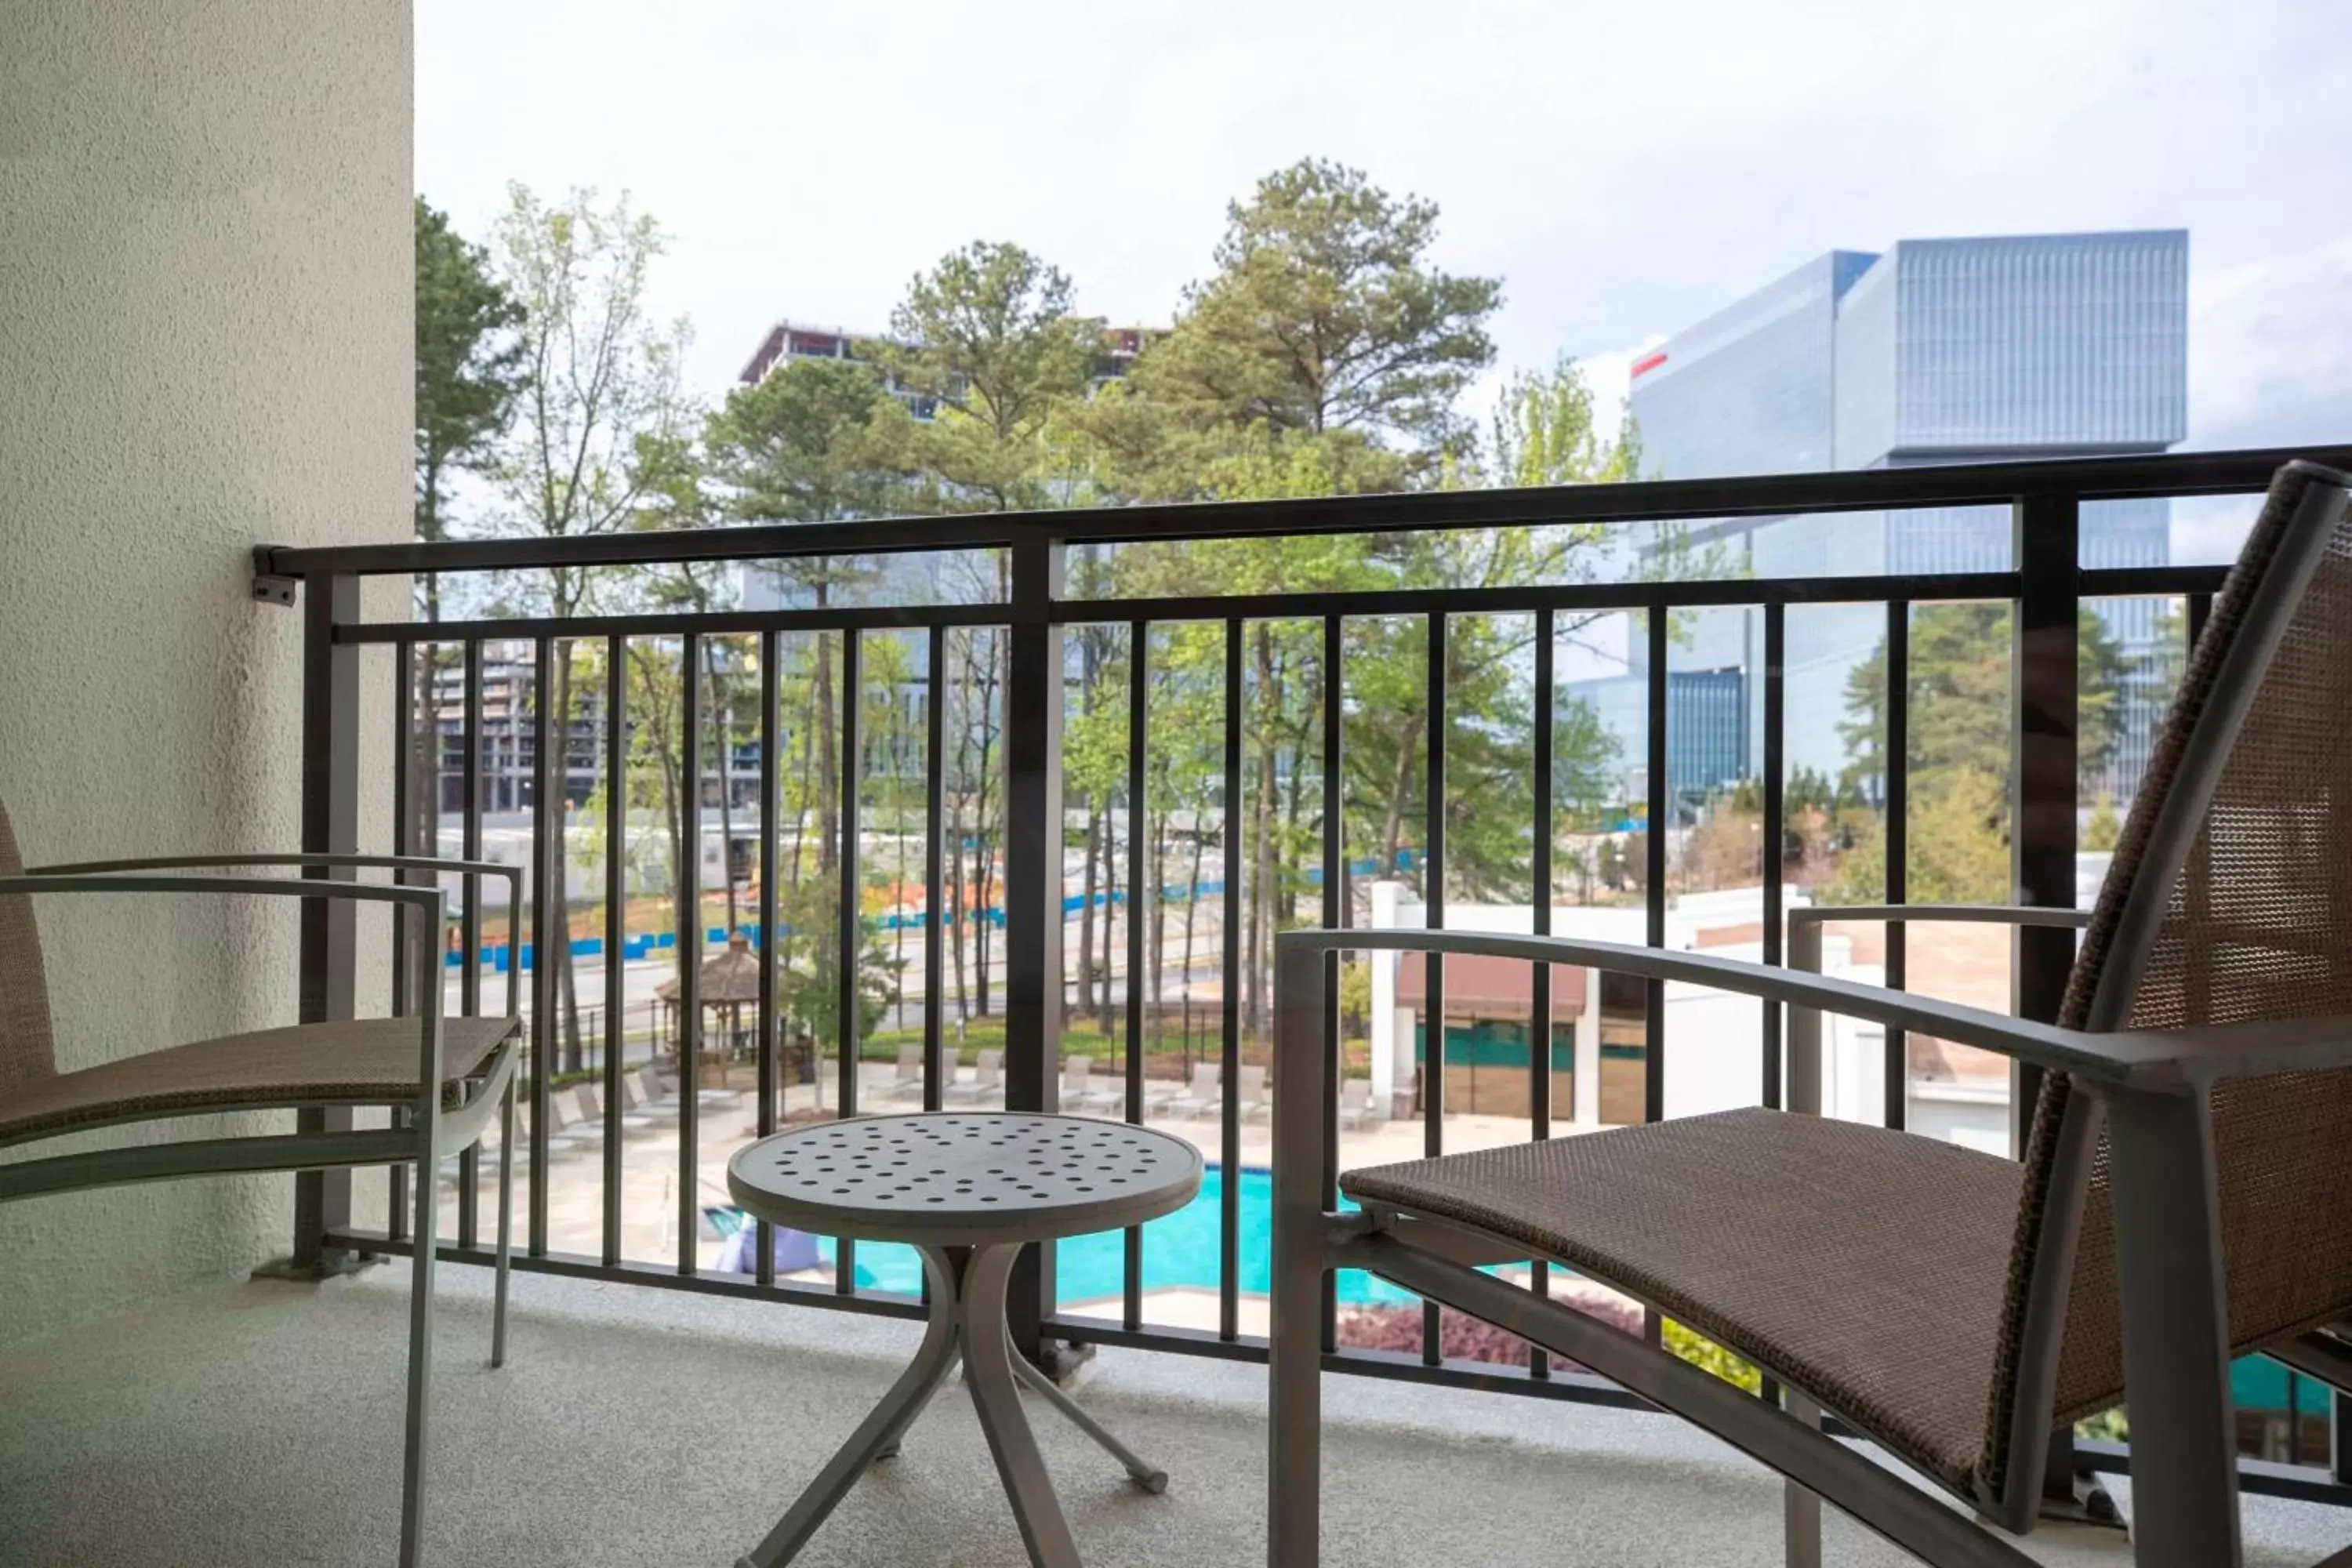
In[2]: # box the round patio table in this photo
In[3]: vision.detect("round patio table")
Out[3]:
[726,1112,1203,1568]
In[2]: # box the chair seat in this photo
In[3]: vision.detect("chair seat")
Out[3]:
[0,1015,520,1145]
[1340,1106,2020,1492]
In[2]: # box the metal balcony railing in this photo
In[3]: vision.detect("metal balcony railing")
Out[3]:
[256,442,2352,1506]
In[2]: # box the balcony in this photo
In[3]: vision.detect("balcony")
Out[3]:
[8,1264,2350,1566]
[29,448,2259,1557]
[11,10,2352,1566]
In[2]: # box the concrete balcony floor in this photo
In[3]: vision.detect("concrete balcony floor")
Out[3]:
[3,1265,2347,1567]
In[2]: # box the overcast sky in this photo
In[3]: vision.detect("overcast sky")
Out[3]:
[418,0,2351,459]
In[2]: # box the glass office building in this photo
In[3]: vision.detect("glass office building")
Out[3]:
[1601,230,2187,808]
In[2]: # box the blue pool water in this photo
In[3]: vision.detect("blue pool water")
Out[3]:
[813,1167,1417,1307]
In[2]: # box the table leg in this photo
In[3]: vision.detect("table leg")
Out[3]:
[736,1249,965,1568]
[1004,1330,1167,1493]
[963,1245,1084,1568]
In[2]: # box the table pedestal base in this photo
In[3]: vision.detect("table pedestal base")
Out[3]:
[738,1244,1167,1568]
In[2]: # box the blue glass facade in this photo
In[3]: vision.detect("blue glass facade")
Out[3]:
[1623,230,2189,801]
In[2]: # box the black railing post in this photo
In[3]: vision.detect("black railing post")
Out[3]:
[289,570,361,1275]
[2016,489,2085,1508]
[1004,532,1065,1358]
[2012,492,2081,1121]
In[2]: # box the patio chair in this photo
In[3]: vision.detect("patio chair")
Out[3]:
[1270,460,2352,1568]
[1335,1076,1376,1131]
[1163,1062,1220,1119]
[1234,1062,1270,1122]
[527,1090,591,1157]
[631,1063,682,1120]
[877,1043,926,1099]
[945,1047,1004,1104]
[0,824,523,1568]
[1061,1052,1123,1113]
[579,1080,653,1134]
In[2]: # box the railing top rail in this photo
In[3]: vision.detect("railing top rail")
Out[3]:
[260,445,2352,578]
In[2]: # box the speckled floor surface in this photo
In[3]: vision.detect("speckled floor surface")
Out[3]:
[3,1264,2345,1566]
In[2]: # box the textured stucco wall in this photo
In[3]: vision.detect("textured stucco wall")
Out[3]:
[0,2,411,1342]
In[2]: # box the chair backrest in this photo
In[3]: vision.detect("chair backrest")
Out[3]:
[1340,1077,1370,1108]
[1236,1064,1267,1102]
[974,1048,1002,1087]
[897,1044,922,1080]
[1062,1054,1093,1091]
[1987,461,2352,1494]
[0,801,57,1102]
[1192,1062,1220,1094]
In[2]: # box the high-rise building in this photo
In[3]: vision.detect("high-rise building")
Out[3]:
[1584,230,2187,811]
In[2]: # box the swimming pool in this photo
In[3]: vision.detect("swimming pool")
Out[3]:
[812,1166,1419,1307]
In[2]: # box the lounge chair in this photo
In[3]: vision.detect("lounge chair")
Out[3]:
[0,826,521,1568]
[1233,1062,1269,1122]
[877,1044,926,1099]
[580,1080,652,1134]
[945,1047,1004,1104]
[1335,1076,1377,1131]
[631,1064,682,1120]
[1269,461,2352,1568]
[1062,1053,1123,1114]
[521,1095,590,1158]
[1161,1062,1220,1119]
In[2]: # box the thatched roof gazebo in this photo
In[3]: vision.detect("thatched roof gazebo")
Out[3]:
[655,931,762,1084]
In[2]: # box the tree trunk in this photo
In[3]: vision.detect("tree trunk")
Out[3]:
[1075,806,1098,1033]
[547,652,581,1073]
[815,618,840,877]
[1379,713,1422,894]
[1098,808,1119,1036]
[706,637,741,937]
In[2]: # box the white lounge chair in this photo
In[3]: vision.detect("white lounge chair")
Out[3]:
[1234,1062,1269,1122]
[1162,1062,1220,1119]
[1058,1054,1109,1113]
[877,1044,926,1099]
[946,1047,1004,1104]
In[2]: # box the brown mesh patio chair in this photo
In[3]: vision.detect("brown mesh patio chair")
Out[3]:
[1269,460,2352,1568]
[0,821,523,1568]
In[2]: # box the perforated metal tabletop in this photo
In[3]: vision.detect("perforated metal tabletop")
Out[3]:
[727,1112,1202,1247]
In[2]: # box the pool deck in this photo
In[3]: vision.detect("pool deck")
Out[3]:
[430,1065,1577,1276]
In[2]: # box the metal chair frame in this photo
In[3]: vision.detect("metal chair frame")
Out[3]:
[0,852,522,1568]
[1269,469,2352,1568]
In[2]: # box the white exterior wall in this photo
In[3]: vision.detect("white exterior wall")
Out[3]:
[1363,885,2013,1144]
[0,2,412,1343]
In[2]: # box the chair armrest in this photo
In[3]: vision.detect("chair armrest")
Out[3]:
[0,873,458,1100]
[31,851,521,908]
[0,870,445,914]
[1785,902,2092,932]
[1273,927,2292,1091]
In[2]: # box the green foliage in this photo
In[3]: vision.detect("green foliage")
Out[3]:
[488,183,695,615]
[877,240,1101,513]
[706,355,913,525]
[1114,157,1501,492]
[1838,603,2126,804]
[1662,1320,1764,1394]
[2084,791,2123,853]
[1826,603,2129,903]
[773,873,901,1047]
[1829,766,2015,905]
[413,198,525,613]
[1486,355,1643,489]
